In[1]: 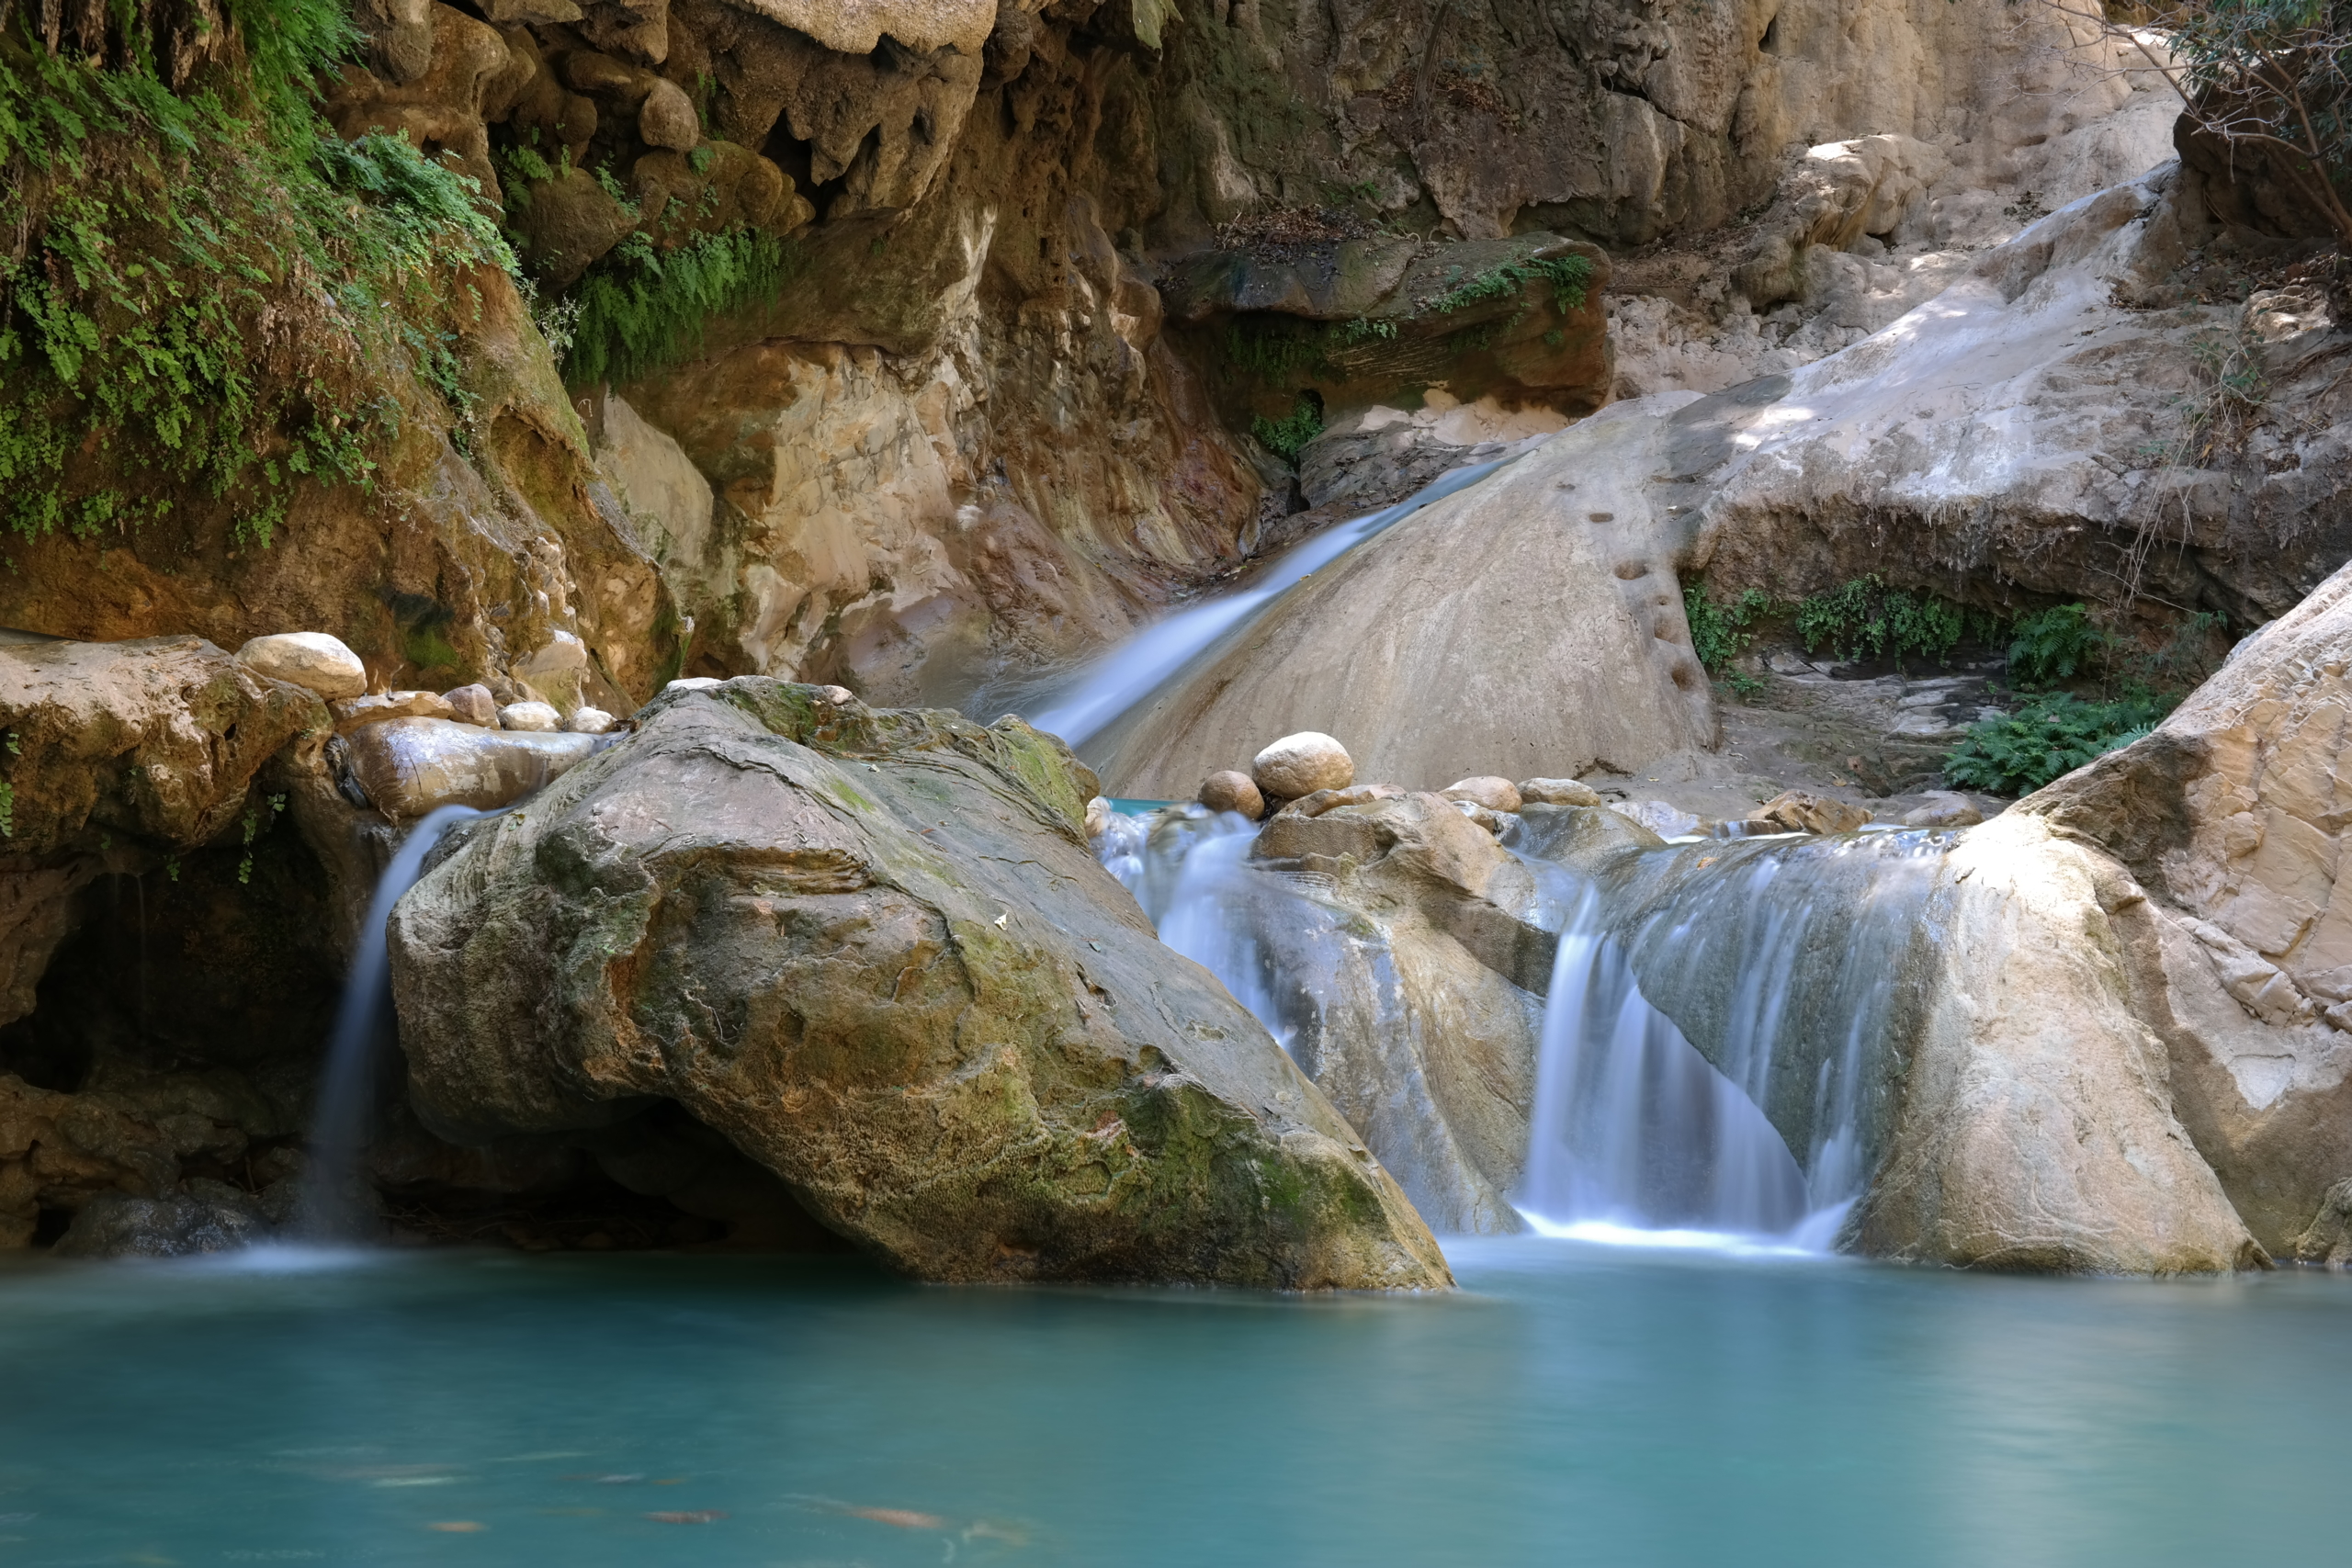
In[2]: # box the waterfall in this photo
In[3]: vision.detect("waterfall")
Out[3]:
[1098,800,1956,1252]
[1516,886,1811,1239]
[1514,829,1954,1247]
[295,804,483,1238]
[1025,457,1517,749]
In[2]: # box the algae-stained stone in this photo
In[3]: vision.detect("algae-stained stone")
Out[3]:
[387,679,1452,1288]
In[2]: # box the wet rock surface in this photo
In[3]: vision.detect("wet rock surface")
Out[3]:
[389,680,1452,1287]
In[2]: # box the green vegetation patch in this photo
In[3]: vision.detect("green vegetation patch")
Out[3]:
[564,226,803,387]
[1251,396,1324,459]
[1792,575,1983,667]
[0,3,517,547]
[1430,254,1594,316]
[1941,691,2177,795]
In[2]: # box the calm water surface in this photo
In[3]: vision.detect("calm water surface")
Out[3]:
[1,1236,2346,1566]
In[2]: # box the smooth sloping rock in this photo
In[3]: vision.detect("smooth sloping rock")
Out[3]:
[344,716,598,820]
[1099,399,1720,798]
[388,679,1451,1288]
[235,633,368,699]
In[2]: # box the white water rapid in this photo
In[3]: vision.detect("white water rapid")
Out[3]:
[295,804,483,1237]
[1099,803,1956,1252]
[1023,456,1516,750]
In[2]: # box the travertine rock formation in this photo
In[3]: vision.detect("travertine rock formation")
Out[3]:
[1097,395,1721,796]
[388,679,1453,1285]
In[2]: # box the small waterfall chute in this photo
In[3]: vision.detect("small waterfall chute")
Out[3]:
[1515,829,1955,1249]
[295,803,484,1238]
[1026,457,1516,750]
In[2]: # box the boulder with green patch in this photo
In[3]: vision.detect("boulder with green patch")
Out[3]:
[387,678,1453,1288]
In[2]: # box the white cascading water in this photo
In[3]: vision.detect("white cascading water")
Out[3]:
[295,803,483,1237]
[1097,803,1953,1252]
[1516,829,1952,1246]
[1516,883,1812,1241]
[1023,456,1516,749]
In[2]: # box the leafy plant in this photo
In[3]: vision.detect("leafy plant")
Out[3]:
[1430,254,1595,316]
[1941,691,2177,795]
[1684,582,1777,676]
[1,11,516,547]
[1792,576,1972,667]
[2006,602,2106,686]
[564,226,801,386]
[2038,0,2352,244]
[1252,395,1324,459]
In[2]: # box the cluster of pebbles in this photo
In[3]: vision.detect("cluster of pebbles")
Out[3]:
[1083,729,1984,844]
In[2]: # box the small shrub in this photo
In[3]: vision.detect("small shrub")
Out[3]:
[2006,603,2105,687]
[1252,396,1324,459]
[1941,691,2175,795]
[1793,576,1969,667]
[1684,582,1776,676]
[1429,253,1594,316]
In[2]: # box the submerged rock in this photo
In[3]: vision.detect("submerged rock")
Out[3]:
[388,679,1451,1288]
[52,1186,272,1259]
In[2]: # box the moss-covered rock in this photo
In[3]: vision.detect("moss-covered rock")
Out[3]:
[388,678,1453,1286]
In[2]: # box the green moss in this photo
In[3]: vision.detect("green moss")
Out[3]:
[0,11,517,547]
[1430,253,1593,316]
[1251,395,1323,458]
[564,227,805,387]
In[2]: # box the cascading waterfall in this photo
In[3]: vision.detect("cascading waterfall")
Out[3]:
[1023,457,1516,749]
[1100,805,1316,1047]
[1514,828,1954,1245]
[1098,800,1957,1251]
[1517,884,1813,1240]
[295,804,483,1237]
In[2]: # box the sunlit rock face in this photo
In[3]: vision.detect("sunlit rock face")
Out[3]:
[1094,394,1723,798]
[2018,558,2352,1260]
[388,680,1453,1288]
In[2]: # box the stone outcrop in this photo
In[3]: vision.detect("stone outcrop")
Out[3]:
[1685,168,2352,636]
[2019,555,2352,1260]
[1239,792,1555,1234]
[1095,397,1721,796]
[387,678,1452,1286]
[0,635,328,1029]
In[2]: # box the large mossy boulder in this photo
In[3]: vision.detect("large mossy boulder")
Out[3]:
[387,679,1452,1288]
